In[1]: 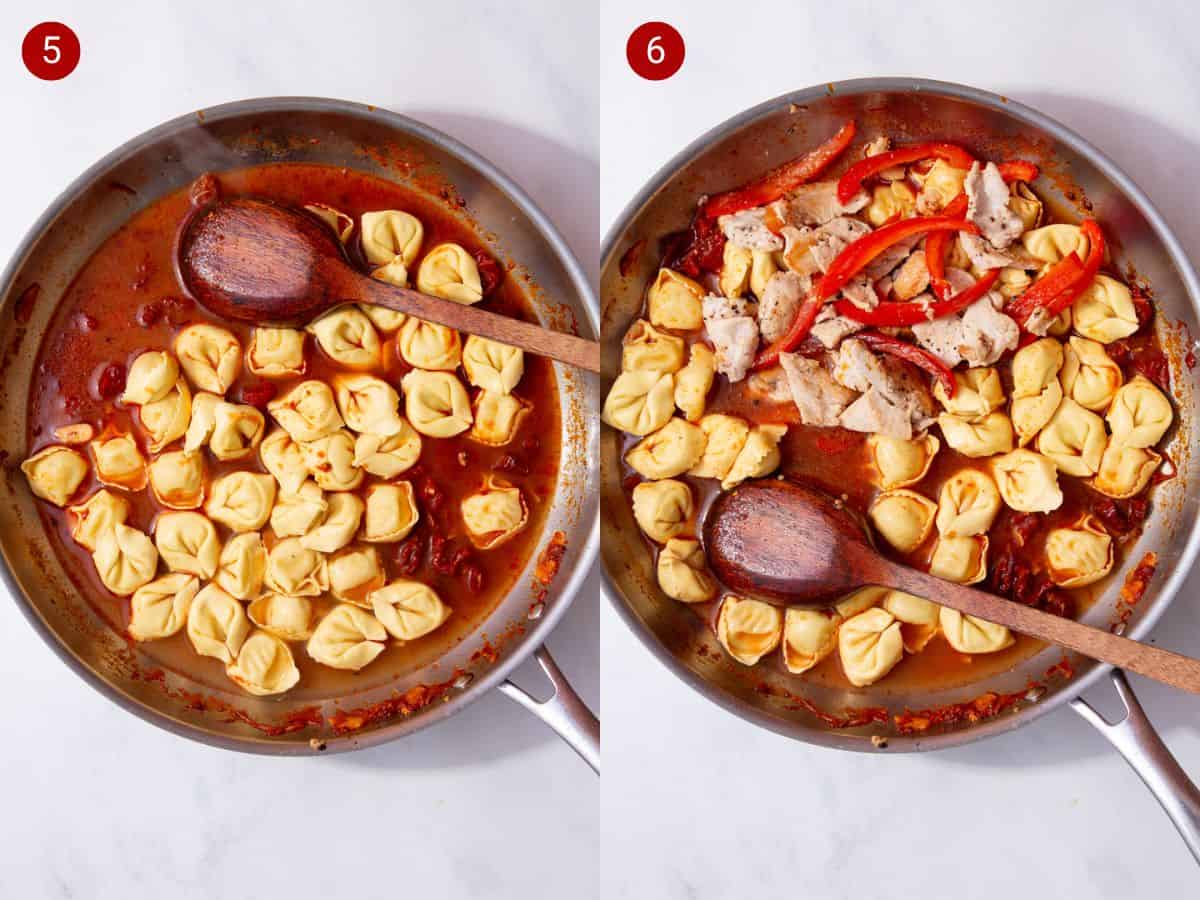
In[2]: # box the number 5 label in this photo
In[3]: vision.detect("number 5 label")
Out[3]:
[22,22,80,81]
[626,22,684,82]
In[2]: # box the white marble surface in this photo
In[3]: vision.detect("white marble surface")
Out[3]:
[601,0,1200,896]
[0,2,597,898]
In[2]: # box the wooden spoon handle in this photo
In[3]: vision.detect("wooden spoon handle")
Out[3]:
[327,262,600,372]
[886,564,1200,694]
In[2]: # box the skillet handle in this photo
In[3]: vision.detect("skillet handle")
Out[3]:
[1071,669,1200,863]
[498,645,600,774]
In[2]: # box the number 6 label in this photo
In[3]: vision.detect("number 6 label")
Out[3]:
[626,22,684,82]
[22,22,81,81]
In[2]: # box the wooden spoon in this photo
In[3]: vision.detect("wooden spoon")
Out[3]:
[704,478,1200,694]
[178,198,601,372]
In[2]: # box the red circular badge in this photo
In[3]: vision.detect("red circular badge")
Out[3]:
[626,22,684,82]
[22,22,80,81]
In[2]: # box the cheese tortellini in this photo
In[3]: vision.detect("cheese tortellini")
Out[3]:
[469,391,531,446]
[300,491,363,553]
[929,535,988,585]
[246,327,306,378]
[121,351,180,405]
[688,414,748,480]
[992,449,1063,513]
[460,477,527,549]
[722,424,786,490]
[933,367,1004,420]
[128,573,198,641]
[307,305,382,369]
[1036,399,1107,477]
[370,580,451,641]
[1021,224,1089,266]
[626,417,707,480]
[299,429,364,492]
[187,583,250,663]
[716,595,783,666]
[363,482,420,543]
[138,378,191,453]
[631,479,693,543]
[867,433,940,490]
[226,630,301,696]
[1072,275,1139,344]
[1092,444,1161,499]
[68,489,129,551]
[174,324,241,394]
[306,603,387,671]
[647,268,704,331]
[620,321,684,375]
[353,424,422,478]
[259,428,310,495]
[463,335,525,393]
[1061,336,1122,412]
[656,538,717,603]
[22,445,88,506]
[215,531,267,600]
[869,489,937,553]
[1046,516,1114,587]
[402,369,473,438]
[602,370,675,437]
[939,411,1014,458]
[673,343,715,423]
[265,537,329,596]
[148,450,207,509]
[248,593,315,642]
[1010,338,1064,445]
[936,469,1001,537]
[154,511,220,579]
[416,242,483,304]
[397,318,462,371]
[781,608,840,675]
[205,471,277,532]
[328,545,386,605]
[881,591,941,654]
[939,608,1014,654]
[268,380,345,443]
[361,210,424,268]
[838,607,904,687]
[1106,375,1173,449]
[270,481,328,537]
[92,524,158,596]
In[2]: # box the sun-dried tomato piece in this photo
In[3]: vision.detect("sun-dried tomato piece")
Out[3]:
[239,381,277,410]
[463,563,484,593]
[395,533,425,576]
[473,249,503,297]
[96,363,126,400]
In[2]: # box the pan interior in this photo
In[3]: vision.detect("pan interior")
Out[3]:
[0,99,598,753]
[600,80,1200,750]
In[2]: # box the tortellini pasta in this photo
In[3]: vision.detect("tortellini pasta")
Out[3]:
[601,370,675,437]
[353,424,422,478]
[721,424,786,491]
[128,573,198,641]
[673,343,715,422]
[869,489,937,553]
[620,321,684,375]
[174,324,241,394]
[307,305,381,369]
[1008,181,1044,231]
[749,250,778,300]
[363,481,420,543]
[397,318,462,371]
[361,210,424,267]
[626,417,707,480]
[416,242,483,304]
[22,445,88,506]
[655,538,716,603]
[268,380,345,443]
[184,391,219,453]
[328,545,386,606]
[306,603,387,671]
[1072,275,1139,344]
[121,351,180,405]
[933,367,1004,420]
[1036,399,1107,477]
[370,580,451,641]
[1061,336,1122,412]
[915,159,968,213]
[1106,375,1173,449]
[939,608,1014,654]
[300,491,363,553]
[214,531,267,600]
[359,301,407,331]
[880,590,940,654]
[248,593,315,642]
[67,489,129,551]
[226,630,301,696]
[300,429,364,492]
[647,268,704,331]
[935,469,1001,537]
[148,450,207,509]
[1021,224,1089,266]
[187,583,250,664]
[305,202,354,242]
[865,180,917,226]
[938,411,1014,458]
[992,449,1063,512]
[688,414,748,480]
[720,242,752,298]
[270,481,328,537]
[246,327,306,378]
[631,479,694,543]
[781,608,840,674]
[468,391,531,446]
[867,433,940,490]
[259,428,310,495]
[205,471,277,532]
[138,378,191,453]
[716,594,783,666]
[154,511,220,579]
[265,537,329,596]
[1092,444,1161,499]
[402,369,473,438]
[460,477,527,549]
[89,432,147,490]
[92,523,158,596]
[1045,516,1114,587]
[1011,337,1065,445]
[463,334,525,392]
[838,607,904,687]
[929,535,988,585]
[209,401,265,461]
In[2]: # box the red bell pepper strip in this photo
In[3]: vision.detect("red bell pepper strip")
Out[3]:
[997,160,1040,183]
[751,291,825,370]
[834,268,1001,327]
[836,142,976,204]
[702,121,857,219]
[1008,219,1105,326]
[925,193,969,299]
[1005,252,1086,325]
[817,216,979,301]
[855,330,958,397]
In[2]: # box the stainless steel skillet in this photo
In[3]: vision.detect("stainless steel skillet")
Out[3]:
[601,78,1199,850]
[0,97,599,770]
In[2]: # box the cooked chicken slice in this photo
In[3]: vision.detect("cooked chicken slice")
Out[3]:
[959,232,1040,271]
[768,180,869,228]
[758,271,809,344]
[833,339,936,438]
[840,388,915,440]
[864,234,922,280]
[891,250,930,300]
[706,315,759,383]
[745,366,795,404]
[810,305,865,349]
[703,293,755,321]
[965,162,1024,250]
[718,208,784,251]
[833,338,882,393]
[840,274,877,311]
[779,352,856,427]
[808,217,872,273]
[911,291,1018,368]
